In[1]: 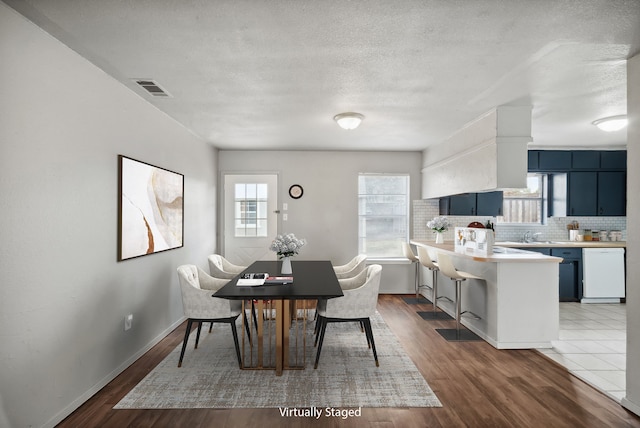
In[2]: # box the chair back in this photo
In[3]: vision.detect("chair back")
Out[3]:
[436,253,465,280]
[177,264,201,290]
[334,255,367,279]
[325,264,382,319]
[177,264,237,319]
[333,254,365,273]
[417,246,438,270]
[207,255,238,279]
[402,242,418,262]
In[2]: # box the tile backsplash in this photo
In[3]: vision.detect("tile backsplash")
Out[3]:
[413,199,627,242]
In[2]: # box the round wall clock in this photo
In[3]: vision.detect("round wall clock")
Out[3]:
[288,184,304,199]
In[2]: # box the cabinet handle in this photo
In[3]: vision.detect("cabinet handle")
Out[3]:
[599,207,603,215]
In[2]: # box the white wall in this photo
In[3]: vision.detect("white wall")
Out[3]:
[622,53,640,416]
[219,150,422,293]
[0,5,218,427]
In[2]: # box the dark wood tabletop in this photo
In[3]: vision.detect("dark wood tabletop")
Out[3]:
[213,260,343,300]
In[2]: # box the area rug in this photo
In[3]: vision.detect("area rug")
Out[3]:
[114,311,442,409]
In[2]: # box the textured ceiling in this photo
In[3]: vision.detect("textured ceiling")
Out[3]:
[5,0,639,151]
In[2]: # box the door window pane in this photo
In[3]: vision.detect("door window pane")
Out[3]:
[234,183,269,237]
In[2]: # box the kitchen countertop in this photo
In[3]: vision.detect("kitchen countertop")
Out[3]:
[410,240,563,263]
[495,240,626,248]
[410,239,561,349]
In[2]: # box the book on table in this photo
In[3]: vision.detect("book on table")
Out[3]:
[264,276,294,285]
[236,273,269,286]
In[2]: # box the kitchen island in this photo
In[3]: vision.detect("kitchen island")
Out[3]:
[411,240,563,349]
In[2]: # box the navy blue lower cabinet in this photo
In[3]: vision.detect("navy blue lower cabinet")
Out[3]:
[551,248,582,301]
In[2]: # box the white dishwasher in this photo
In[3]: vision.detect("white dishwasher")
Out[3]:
[581,248,625,303]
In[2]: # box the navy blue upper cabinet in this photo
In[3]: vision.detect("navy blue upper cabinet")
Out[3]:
[439,192,503,216]
[568,172,598,216]
[530,150,627,172]
[528,150,540,171]
[598,171,626,215]
[476,191,503,216]
[530,149,627,217]
[538,151,572,170]
[567,171,626,216]
[600,151,627,169]
[449,193,477,215]
[572,151,600,169]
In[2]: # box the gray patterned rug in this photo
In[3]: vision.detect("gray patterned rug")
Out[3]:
[114,311,442,409]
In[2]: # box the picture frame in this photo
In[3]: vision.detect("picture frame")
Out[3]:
[118,155,184,261]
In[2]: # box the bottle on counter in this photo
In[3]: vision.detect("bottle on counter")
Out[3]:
[583,229,592,241]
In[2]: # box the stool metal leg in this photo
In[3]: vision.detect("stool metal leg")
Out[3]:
[436,278,482,341]
[455,279,462,332]
[417,268,453,320]
[431,269,438,313]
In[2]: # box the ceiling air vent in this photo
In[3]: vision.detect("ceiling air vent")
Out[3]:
[133,79,171,97]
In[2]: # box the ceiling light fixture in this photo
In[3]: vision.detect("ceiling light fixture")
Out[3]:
[592,115,628,132]
[334,112,364,130]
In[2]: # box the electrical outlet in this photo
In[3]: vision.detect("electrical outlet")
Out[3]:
[125,314,133,331]
[283,213,288,221]
[283,203,288,211]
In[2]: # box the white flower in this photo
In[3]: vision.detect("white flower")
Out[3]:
[269,233,306,258]
[427,216,452,233]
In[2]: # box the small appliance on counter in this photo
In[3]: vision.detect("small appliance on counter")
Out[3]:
[455,226,495,255]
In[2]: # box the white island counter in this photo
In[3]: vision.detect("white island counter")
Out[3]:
[411,240,563,349]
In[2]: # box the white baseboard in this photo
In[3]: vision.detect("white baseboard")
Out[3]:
[621,397,640,417]
[43,316,186,428]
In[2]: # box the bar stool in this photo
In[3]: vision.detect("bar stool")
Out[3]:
[435,252,483,341]
[416,246,452,320]
[403,243,425,298]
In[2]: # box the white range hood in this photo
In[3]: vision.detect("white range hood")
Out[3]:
[421,106,531,199]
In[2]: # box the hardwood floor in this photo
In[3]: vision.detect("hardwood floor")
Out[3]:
[57,295,640,428]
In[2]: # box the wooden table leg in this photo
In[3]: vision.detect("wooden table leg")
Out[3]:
[283,299,292,369]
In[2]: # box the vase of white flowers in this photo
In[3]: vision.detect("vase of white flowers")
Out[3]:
[269,233,306,274]
[427,216,452,244]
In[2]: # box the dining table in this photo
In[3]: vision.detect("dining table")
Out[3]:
[213,260,343,375]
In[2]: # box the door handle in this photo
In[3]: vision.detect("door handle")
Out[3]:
[274,210,281,214]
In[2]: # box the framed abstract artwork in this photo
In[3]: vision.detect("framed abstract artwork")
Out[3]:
[118,155,184,261]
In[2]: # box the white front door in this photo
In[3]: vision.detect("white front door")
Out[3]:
[223,174,278,265]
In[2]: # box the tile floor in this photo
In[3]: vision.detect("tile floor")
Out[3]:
[537,302,627,402]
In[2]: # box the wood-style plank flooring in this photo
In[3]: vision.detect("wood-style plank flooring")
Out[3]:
[57,295,640,427]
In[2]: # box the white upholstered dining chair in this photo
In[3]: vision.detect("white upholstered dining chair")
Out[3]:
[314,264,382,369]
[332,254,367,279]
[176,264,247,368]
[208,254,247,279]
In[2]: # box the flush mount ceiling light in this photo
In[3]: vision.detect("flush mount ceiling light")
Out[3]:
[592,115,628,132]
[334,112,364,130]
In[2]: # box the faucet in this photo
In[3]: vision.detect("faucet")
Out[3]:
[523,231,531,243]
[532,232,542,242]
